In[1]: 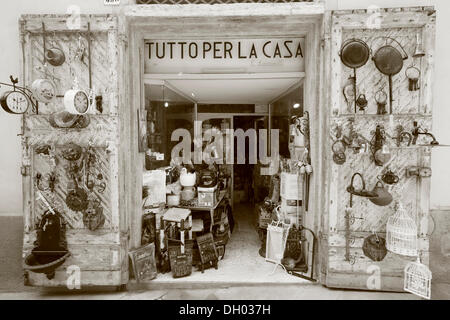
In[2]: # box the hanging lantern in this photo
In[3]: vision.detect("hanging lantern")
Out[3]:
[404,258,432,300]
[386,203,418,257]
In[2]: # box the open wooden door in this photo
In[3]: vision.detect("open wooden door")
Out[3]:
[20,14,129,288]
[321,7,436,291]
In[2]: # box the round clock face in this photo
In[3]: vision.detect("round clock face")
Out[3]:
[74,91,89,113]
[39,81,56,101]
[6,91,29,113]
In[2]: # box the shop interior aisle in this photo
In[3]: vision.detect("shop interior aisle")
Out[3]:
[148,203,309,286]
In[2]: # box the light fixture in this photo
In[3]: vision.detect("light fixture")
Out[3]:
[293,103,300,109]
[162,85,169,108]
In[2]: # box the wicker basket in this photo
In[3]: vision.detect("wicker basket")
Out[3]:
[168,239,193,278]
[386,203,418,257]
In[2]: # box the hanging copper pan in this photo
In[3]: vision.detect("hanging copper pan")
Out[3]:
[372,37,408,114]
[339,39,370,113]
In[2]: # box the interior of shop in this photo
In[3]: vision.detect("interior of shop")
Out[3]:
[139,73,313,284]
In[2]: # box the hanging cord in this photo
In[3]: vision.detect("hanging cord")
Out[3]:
[87,22,92,91]
[42,22,47,65]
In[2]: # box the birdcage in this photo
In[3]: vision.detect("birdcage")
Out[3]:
[404,258,432,300]
[386,203,418,257]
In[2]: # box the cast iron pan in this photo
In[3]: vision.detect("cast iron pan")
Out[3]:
[339,39,370,113]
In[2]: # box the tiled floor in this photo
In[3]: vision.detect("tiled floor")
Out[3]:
[150,203,309,285]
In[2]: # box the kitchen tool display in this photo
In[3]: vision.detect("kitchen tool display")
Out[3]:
[375,90,388,115]
[31,78,57,104]
[405,66,421,91]
[339,39,371,113]
[332,140,346,165]
[372,37,408,114]
[369,181,393,206]
[362,233,387,262]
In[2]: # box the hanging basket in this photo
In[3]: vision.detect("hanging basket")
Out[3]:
[386,203,418,257]
[404,259,432,300]
[362,234,387,262]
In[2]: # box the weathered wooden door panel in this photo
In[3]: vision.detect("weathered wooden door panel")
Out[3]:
[323,7,435,291]
[20,15,128,287]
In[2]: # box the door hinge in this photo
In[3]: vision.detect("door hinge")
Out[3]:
[21,166,30,177]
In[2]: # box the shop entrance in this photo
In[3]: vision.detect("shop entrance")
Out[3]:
[127,7,324,286]
[141,70,309,283]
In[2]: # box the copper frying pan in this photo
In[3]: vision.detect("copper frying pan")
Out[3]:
[339,39,371,113]
[372,37,408,114]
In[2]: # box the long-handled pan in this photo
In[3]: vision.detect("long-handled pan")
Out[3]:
[372,37,408,114]
[339,39,371,113]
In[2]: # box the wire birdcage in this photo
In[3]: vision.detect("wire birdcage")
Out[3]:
[386,203,418,257]
[404,257,432,300]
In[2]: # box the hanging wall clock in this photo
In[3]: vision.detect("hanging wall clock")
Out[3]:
[31,79,57,104]
[0,90,30,114]
[64,89,91,115]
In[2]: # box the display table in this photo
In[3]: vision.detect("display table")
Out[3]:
[177,191,227,233]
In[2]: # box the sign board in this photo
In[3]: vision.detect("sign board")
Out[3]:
[104,0,120,5]
[144,38,305,74]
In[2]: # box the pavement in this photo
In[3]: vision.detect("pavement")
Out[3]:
[1,216,448,300]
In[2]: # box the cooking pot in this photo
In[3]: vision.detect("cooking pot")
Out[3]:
[372,37,408,114]
[179,168,196,187]
[45,47,66,67]
[369,181,393,207]
[362,234,387,262]
[339,39,370,113]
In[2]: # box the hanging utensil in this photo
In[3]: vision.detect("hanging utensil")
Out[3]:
[332,140,346,165]
[339,39,371,113]
[372,37,408,114]
[375,90,388,115]
[356,93,368,112]
[405,66,421,91]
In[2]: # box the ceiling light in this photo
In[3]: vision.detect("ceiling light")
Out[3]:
[164,102,169,108]
[293,103,300,109]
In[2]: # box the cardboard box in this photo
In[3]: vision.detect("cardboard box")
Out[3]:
[198,185,219,207]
